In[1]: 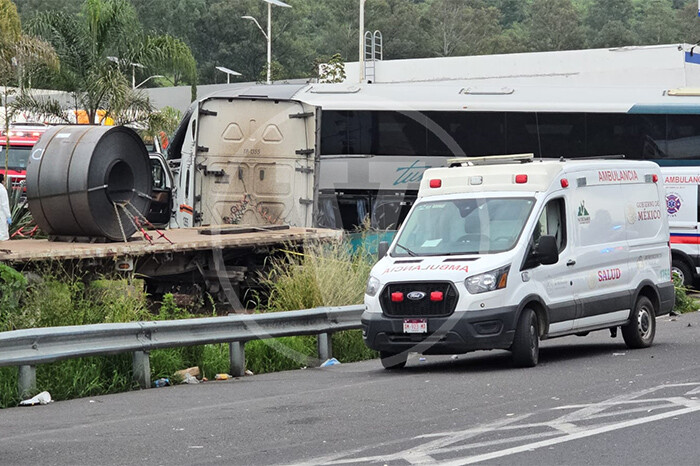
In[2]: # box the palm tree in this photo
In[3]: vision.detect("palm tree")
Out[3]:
[0,0,58,185]
[21,0,197,126]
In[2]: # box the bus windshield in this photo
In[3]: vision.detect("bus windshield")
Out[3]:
[393,197,535,256]
[0,145,31,171]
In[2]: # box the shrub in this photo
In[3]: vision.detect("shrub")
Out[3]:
[259,235,374,311]
[673,274,699,314]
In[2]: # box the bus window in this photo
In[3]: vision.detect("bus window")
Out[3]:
[665,115,700,160]
[320,110,373,155]
[375,111,426,155]
[337,194,370,230]
[371,194,415,230]
[426,112,506,157]
[586,113,666,159]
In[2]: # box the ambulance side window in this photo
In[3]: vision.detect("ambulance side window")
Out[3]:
[533,198,567,253]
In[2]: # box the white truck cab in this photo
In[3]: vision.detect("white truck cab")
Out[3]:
[362,155,675,369]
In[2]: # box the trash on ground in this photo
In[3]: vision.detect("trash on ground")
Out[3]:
[612,352,626,356]
[450,355,459,360]
[153,378,170,388]
[20,391,53,406]
[214,373,232,380]
[320,358,340,367]
[182,373,199,384]
[419,357,427,362]
[244,369,254,376]
[175,366,201,379]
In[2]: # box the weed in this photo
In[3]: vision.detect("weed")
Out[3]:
[673,275,699,314]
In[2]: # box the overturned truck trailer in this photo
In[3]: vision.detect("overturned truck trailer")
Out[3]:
[1,125,339,308]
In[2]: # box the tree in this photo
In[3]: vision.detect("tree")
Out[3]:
[318,53,346,83]
[674,2,700,42]
[635,0,681,45]
[585,0,638,48]
[0,0,21,47]
[524,0,585,52]
[23,0,197,124]
[427,0,504,57]
[0,0,57,185]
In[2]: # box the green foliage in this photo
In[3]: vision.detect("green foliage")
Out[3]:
[0,263,27,332]
[19,0,196,125]
[0,236,378,407]
[673,274,699,314]
[319,53,346,83]
[8,184,39,238]
[14,0,700,83]
[0,0,21,48]
[259,236,374,311]
[0,355,135,409]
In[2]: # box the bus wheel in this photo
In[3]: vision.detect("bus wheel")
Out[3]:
[380,351,407,370]
[511,308,539,368]
[671,259,693,287]
[622,296,656,349]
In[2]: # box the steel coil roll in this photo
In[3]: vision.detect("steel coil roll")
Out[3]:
[26,125,152,241]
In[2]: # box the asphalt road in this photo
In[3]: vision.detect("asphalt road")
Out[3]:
[2,311,700,466]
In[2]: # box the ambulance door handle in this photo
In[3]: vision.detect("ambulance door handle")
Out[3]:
[566,259,576,266]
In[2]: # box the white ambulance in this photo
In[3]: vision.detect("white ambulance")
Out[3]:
[660,167,700,287]
[362,155,675,369]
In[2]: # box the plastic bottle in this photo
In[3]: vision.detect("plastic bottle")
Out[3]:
[153,377,170,387]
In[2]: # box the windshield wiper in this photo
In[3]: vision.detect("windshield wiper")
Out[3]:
[395,243,418,257]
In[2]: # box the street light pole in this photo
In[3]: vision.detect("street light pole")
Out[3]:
[242,0,291,85]
[135,75,164,89]
[267,1,272,85]
[359,0,366,83]
[130,62,145,90]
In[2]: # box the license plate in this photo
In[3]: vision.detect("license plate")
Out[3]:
[403,319,427,334]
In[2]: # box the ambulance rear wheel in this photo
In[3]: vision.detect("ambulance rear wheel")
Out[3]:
[671,259,693,288]
[380,351,407,370]
[622,296,656,349]
[511,308,539,368]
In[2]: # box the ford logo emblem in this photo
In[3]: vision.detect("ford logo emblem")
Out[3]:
[406,291,426,301]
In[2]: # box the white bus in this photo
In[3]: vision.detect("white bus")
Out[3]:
[167,81,700,234]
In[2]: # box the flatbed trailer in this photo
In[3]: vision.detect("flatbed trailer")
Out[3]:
[0,226,341,308]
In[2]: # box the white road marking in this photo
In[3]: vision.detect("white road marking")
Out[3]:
[295,383,700,466]
[441,404,700,465]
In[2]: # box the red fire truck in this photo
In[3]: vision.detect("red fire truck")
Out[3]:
[0,123,49,191]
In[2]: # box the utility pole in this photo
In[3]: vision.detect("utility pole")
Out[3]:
[359,0,366,83]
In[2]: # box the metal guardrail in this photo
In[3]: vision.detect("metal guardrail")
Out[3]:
[0,305,365,396]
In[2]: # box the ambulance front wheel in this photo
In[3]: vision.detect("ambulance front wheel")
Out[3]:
[511,308,539,368]
[671,259,693,288]
[380,351,407,370]
[622,296,656,349]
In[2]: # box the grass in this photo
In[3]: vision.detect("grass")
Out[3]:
[0,234,378,408]
[673,274,699,314]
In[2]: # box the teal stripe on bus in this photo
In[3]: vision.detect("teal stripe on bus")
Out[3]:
[629,104,700,115]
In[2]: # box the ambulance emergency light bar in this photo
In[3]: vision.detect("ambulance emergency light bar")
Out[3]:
[447,153,534,167]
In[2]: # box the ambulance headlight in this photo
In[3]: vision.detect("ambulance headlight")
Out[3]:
[465,265,510,294]
[365,276,381,297]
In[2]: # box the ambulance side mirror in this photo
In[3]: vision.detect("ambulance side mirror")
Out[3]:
[535,235,559,265]
[378,241,389,260]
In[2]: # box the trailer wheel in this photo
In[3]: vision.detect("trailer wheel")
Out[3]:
[622,296,656,349]
[380,351,407,370]
[511,308,539,368]
[671,259,693,288]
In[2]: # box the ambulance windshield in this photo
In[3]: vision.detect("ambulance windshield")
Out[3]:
[393,197,535,256]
